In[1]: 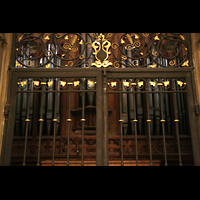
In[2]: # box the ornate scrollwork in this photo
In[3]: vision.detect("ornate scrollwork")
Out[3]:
[15,33,94,68]
[111,33,189,68]
[15,33,190,68]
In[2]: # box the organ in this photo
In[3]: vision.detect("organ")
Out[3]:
[6,33,195,166]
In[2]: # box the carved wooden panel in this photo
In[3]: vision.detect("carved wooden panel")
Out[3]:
[11,135,193,165]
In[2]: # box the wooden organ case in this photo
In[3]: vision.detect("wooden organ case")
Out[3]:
[2,33,196,166]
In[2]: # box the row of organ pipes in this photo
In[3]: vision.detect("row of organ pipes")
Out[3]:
[121,40,188,135]
[15,33,188,136]
[15,33,94,136]
[15,42,61,136]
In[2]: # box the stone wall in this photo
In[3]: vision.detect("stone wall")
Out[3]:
[191,33,200,120]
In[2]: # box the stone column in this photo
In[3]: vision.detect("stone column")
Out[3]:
[0,33,14,160]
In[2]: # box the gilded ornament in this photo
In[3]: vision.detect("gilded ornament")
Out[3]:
[91,33,97,38]
[73,80,80,87]
[63,34,79,52]
[84,61,91,68]
[121,55,127,60]
[177,80,187,89]
[177,80,184,87]
[45,50,52,57]
[16,61,22,68]
[45,63,51,68]
[15,33,190,69]
[163,81,170,87]
[61,54,66,58]
[114,61,120,68]
[34,81,40,87]
[91,33,112,68]
[182,60,189,67]
[132,60,139,66]
[86,42,92,48]
[27,60,33,67]
[121,39,125,44]
[44,35,50,40]
[137,81,144,88]
[133,41,141,48]
[71,35,78,45]
[47,81,53,87]
[71,46,78,52]
[68,61,73,66]
[56,33,62,38]
[180,35,185,40]
[60,81,67,87]
[126,44,134,50]
[131,83,137,86]
[65,61,73,67]
[106,33,113,38]
[63,43,70,50]
[112,43,119,49]
[111,81,117,87]
[123,81,130,89]
[87,79,95,89]
[18,35,23,42]
[142,33,149,37]
[134,34,139,39]
[19,80,27,87]
[169,60,175,66]
[149,64,157,68]
[127,34,134,44]
[152,50,158,56]
[154,35,160,41]
[150,81,157,87]
[79,55,85,60]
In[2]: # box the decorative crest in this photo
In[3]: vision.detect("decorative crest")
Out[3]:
[91,33,113,68]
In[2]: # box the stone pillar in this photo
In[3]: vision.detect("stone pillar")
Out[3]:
[191,33,200,119]
[0,33,14,160]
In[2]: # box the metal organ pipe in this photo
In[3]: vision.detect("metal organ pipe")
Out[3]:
[87,33,95,106]
[152,42,161,135]
[127,45,139,165]
[127,46,135,122]
[121,47,128,135]
[80,33,86,104]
